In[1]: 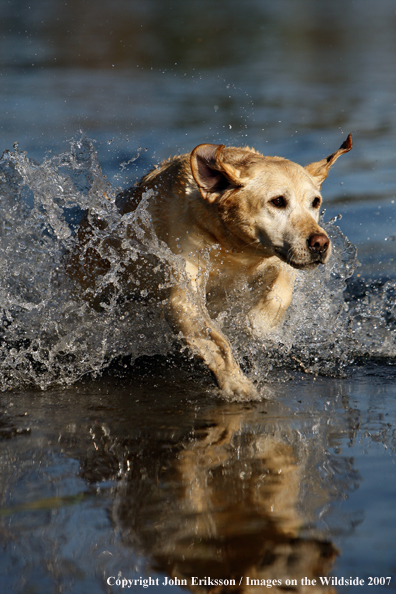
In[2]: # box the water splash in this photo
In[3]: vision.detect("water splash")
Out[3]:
[0,138,394,392]
[0,138,173,390]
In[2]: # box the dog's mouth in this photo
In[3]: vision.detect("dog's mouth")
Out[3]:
[289,259,323,270]
[274,247,328,270]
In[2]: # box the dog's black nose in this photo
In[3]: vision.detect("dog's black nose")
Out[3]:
[308,233,330,254]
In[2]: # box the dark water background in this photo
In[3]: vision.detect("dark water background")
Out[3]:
[1,1,396,592]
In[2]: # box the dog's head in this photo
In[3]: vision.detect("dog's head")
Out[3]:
[190,135,352,270]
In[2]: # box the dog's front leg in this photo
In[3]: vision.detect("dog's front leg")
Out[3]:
[167,285,257,399]
[248,266,296,336]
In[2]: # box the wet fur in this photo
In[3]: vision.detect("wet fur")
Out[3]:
[69,135,352,398]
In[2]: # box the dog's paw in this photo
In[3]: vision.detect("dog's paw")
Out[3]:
[217,371,260,401]
[246,313,270,339]
[247,310,283,340]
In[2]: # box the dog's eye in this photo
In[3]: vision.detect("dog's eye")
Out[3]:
[312,197,321,208]
[271,196,286,208]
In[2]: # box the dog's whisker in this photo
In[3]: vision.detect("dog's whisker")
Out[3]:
[286,247,294,265]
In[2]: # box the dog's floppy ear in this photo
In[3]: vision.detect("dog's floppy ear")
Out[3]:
[305,134,352,188]
[190,144,242,203]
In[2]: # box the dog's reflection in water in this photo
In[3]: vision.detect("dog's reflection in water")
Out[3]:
[111,404,339,594]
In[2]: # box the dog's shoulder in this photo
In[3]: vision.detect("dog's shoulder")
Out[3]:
[115,153,193,216]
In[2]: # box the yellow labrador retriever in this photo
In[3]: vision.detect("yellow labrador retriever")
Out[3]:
[69,134,352,398]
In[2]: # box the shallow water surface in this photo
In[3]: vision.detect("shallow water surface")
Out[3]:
[1,365,396,593]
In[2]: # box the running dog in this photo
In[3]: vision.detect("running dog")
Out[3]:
[68,135,352,398]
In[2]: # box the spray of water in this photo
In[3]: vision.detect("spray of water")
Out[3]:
[0,138,394,392]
